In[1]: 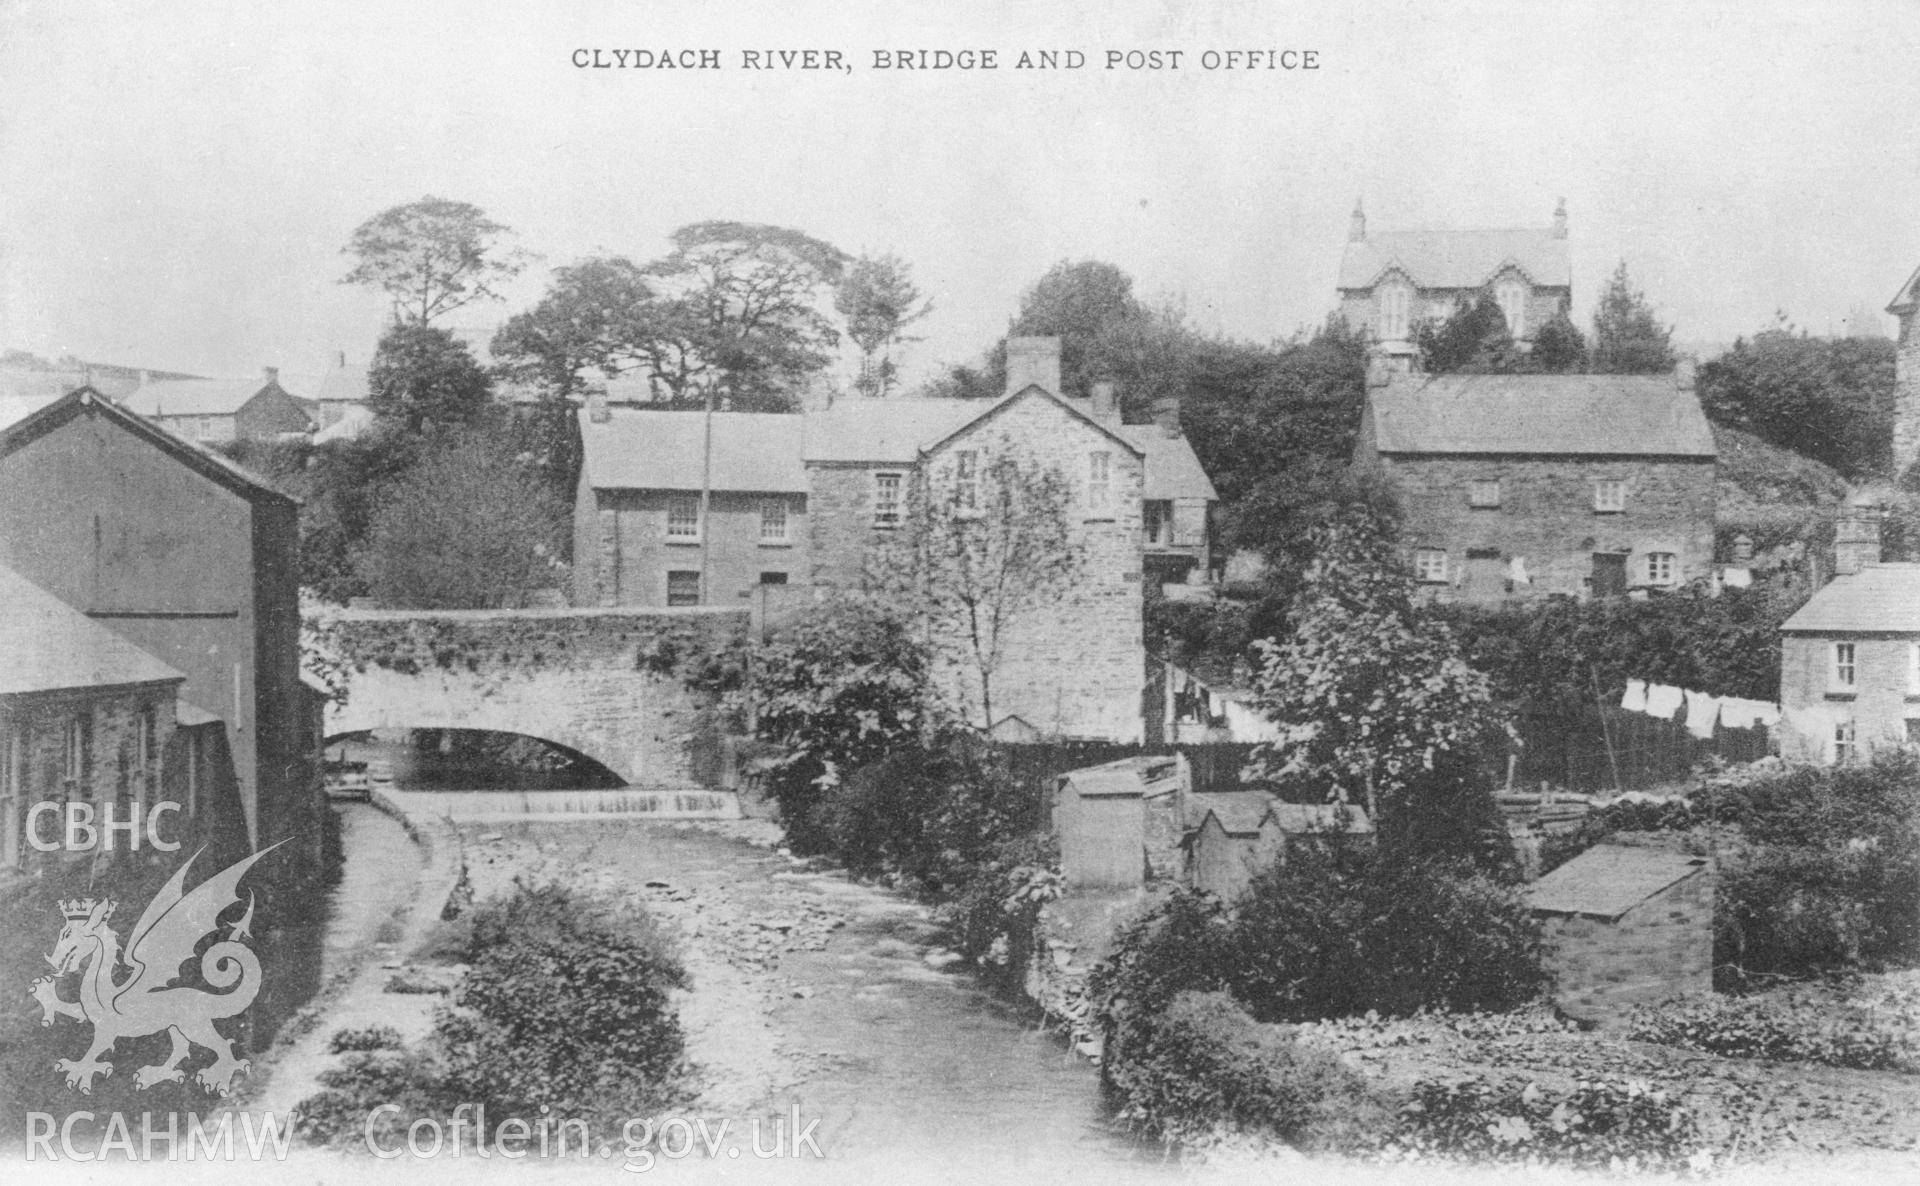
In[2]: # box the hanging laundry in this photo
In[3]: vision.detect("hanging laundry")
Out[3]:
[1718,697,1779,730]
[1644,683,1684,718]
[1684,689,1719,739]
[1721,567,1752,589]
[1507,556,1532,585]
[1619,679,1649,712]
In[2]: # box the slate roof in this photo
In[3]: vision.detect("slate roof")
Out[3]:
[1364,372,1716,457]
[0,565,184,696]
[579,409,807,493]
[1059,754,1183,800]
[1265,802,1375,835]
[1340,227,1571,292]
[1889,265,1920,316]
[1780,564,1920,634]
[314,363,370,405]
[1528,844,1708,920]
[123,378,288,418]
[803,397,986,464]
[1119,426,1219,501]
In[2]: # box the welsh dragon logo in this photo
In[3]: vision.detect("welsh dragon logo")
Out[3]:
[29,842,284,1096]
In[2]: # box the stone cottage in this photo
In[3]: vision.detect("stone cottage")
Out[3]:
[0,388,322,872]
[120,367,315,445]
[1528,844,1714,1026]
[1778,562,1920,763]
[1351,368,1717,603]
[575,337,1219,741]
[1338,200,1572,372]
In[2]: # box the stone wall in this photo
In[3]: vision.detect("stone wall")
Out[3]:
[1895,303,1920,483]
[319,606,749,788]
[803,464,891,593]
[1778,632,1919,762]
[1377,453,1716,602]
[1537,864,1714,1027]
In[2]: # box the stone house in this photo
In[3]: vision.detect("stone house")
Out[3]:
[1528,844,1713,1026]
[1338,200,1572,372]
[1186,794,1373,902]
[0,389,321,872]
[575,337,1218,740]
[1351,368,1717,603]
[1778,562,1920,763]
[1889,264,1920,484]
[120,367,315,445]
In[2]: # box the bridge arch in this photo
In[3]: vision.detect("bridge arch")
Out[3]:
[314,606,748,790]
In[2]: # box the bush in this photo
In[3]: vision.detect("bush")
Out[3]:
[442,883,688,1124]
[1628,991,1920,1073]
[937,833,1062,980]
[1102,990,1388,1151]
[328,1024,405,1054]
[1392,1076,1706,1172]
[1230,850,1548,1022]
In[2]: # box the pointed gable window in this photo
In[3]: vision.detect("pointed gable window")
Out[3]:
[1496,278,1528,337]
[1378,279,1411,341]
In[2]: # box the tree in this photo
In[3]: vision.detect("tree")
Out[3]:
[1530,308,1588,373]
[1007,259,1154,399]
[835,252,931,397]
[1696,319,1896,479]
[341,196,531,325]
[633,221,849,411]
[1242,515,1513,867]
[1415,290,1521,374]
[1590,261,1676,374]
[874,445,1086,733]
[356,429,569,609]
[366,322,494,434]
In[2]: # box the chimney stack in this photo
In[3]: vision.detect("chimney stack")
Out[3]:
[586,382,611,424]
[1674,357,1697,391]
[338,350,347,369]
[1151,396,1183,438]
[1833,492,1884,577]
[262,366,280,387]
[1089,380,1118,423]
[1552,197,1568,240]
[1006,336,1062,397]
[1349,198,1366,243]
[1366,355,1395,389]
[1892,273,1920,483]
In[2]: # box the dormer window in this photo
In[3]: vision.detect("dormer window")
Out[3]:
[1378,281,1411,341]
[1496,279,1528,337]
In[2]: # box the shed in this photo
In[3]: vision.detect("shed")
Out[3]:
[1528,844,1713,1026]
[1187,797,1373,901]
[1053,754,1188,889]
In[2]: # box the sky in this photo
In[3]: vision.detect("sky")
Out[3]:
[2,0,1918,395]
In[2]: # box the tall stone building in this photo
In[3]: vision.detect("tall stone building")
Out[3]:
[1887,264,1920,483]
[1338,200,1572,371]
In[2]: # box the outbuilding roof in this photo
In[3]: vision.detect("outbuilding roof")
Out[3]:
[1528,844,1708,920]
[1364,372,1716,457]
[1888,264,1920,316]
[1188,791,1275,835]
[1119,426,1219,501]
[1780,564,1920,634]
[1339,227,1571,292]
[1265,802,1375,835]
[0,565,184,696]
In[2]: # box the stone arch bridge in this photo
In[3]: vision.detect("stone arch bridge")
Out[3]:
[315,605,748,791]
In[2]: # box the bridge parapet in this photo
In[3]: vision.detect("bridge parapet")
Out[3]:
[312,606,748,789]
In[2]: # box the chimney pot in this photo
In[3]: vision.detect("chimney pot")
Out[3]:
[1673,358,1697,391]
[586,383,611,424]
[338,350,347,369]
[263,366,280,386]
[1552,198,1568,239]
[1006,336,1062,397]
[1349,198,1366,243]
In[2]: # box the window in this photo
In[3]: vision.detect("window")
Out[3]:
[1378,282,1410,340]
[873,472,903,528]
[1468,480,1501,508]
[666,570,700,607]
[759,498,789,543]
[1833,641,1858,691]
[1835,719,1858,764]
[131,705,154,804]
[63,716,89,795]
[1594,480,1626,513]
[953,450,979,513]
[1414,548,1448,583]
[759,572,788,585]
[1143,500,1173,546]
[2,729,22,869]
[1645,552,1676,585]
[1086,451,1112,516]
[1496,279,1528,337]
[666,495,701,541]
